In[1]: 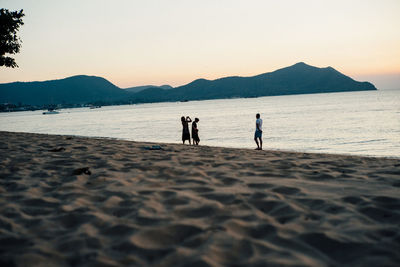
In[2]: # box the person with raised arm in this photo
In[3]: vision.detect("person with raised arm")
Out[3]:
[181,116,192,144]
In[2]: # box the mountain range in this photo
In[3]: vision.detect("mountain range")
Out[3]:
[124,85,173,93]
[0,62,376,106]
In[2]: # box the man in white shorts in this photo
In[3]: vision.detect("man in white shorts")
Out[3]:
[254,113,263,150]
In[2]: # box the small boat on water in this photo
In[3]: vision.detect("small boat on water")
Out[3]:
[43,108,59,115]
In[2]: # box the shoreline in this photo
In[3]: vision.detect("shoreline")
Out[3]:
[1,130,399,160]
[1,131,399,266]
[0,87,382,113]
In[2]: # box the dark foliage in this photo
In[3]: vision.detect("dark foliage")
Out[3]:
[0,8,25,68]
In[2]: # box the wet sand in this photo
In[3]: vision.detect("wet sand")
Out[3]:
[0,131,399,266]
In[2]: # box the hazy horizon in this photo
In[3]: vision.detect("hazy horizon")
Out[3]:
[1,0,399,90]
[1,62,398,91]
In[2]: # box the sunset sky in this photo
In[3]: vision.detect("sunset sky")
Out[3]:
[1,0,399,89]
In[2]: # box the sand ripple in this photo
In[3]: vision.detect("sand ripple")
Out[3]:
[1,131,399,266]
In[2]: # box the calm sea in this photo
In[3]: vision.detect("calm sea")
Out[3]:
[1,90,399,158]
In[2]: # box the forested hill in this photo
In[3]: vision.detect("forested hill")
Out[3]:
[131,62,376,102]
[0,75,127,105]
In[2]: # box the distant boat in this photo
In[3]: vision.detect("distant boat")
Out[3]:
[89,105,101,109]
[43,108,59,115]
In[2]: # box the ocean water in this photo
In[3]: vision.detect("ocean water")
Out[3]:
[1,90,399,158]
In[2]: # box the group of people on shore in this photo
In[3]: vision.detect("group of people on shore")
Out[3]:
[181,116,200,145]
[181,113,263,150]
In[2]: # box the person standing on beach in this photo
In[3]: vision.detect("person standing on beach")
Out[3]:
[254,113,263,150]
[192,118,200,145]
[181,116,192,144]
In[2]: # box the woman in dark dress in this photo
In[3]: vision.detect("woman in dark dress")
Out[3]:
[181,116,192,144]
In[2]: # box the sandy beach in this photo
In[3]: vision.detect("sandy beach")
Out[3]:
[0,131,399,266]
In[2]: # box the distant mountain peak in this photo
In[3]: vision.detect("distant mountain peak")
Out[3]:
[290,62,316,69]
[186,78,210,86]
[293,62,308,66]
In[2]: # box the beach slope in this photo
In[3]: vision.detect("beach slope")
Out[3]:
[0,131,399,266]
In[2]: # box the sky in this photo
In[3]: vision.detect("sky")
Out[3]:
[1,0,399,89]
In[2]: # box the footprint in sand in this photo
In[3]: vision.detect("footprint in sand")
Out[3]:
[72,167,91,175]
[48,147,65,152]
